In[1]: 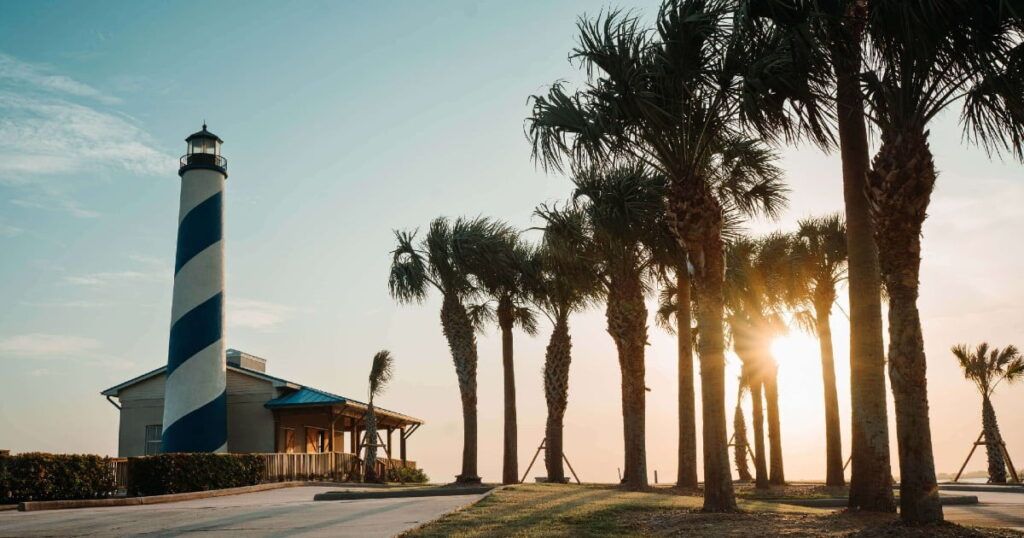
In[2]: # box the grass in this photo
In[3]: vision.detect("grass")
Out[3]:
[404,483,1021,537]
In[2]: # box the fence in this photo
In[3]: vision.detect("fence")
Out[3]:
[108,453,415,490]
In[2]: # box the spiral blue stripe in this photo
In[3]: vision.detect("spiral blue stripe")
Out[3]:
[167,292,222,377]
[164,168,227,454]
[161,390,228,453]
[174,192,222,274]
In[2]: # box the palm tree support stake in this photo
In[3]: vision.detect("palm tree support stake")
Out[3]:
[520,437,581,485]
[953,431,1020,484]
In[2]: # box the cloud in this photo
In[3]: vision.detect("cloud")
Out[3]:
[0,53,120,105]
[63,269,167,287]
[228,299,296,331]
[0,218,22,237]
[21,300,111,308]
[0,333,101,357]
[0,52,173,217]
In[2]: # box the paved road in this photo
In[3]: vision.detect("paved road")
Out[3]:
[0,486,486,537]
[943,490,1024,532]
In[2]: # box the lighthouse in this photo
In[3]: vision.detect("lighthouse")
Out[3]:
[162,124,228,453]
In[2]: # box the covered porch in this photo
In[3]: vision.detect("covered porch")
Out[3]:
[265,387,422,467]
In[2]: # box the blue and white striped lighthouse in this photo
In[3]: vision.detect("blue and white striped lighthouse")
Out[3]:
[161,124,228,453]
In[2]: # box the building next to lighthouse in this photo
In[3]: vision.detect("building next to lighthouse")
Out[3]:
[102,349,423,460]
[101,126,424,464]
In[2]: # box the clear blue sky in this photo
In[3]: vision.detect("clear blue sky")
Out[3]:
[1,1,1021,483]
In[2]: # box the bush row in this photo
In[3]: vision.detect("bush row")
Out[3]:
[0,453,116,503]
[386,465,429,484]
[127,453,264,496]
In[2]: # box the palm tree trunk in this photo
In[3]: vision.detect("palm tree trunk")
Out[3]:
[830,0,896,513]
[364,401,379,482]
[544,314,572,483]
[764,361,785,485]
[676,269,699,488]
[816,301,845,486]
[497,296,518,485]
[869,129,942,523]
[751,379,769,489]
[734,401,753,482]
[440,294,480,484]
[606,269,648,490]
[693,230,737,511]
[982,395,1007,484]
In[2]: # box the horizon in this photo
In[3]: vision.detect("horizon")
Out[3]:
[1,0,1022,485]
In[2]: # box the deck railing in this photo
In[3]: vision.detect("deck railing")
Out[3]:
[107,452,413,491]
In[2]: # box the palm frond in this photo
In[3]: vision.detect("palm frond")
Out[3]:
[368,350,394,400]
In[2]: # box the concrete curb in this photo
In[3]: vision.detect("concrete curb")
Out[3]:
[938,483,1024,494]
[396,486,499,537]
[17,481,332,512]
[314,485,494,501]
[753,494,978,508]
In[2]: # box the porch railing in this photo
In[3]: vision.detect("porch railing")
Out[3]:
[107,452,414,491]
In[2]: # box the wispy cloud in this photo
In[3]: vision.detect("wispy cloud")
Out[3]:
[0,333,101,357]
[0,52,173,217]
[63,269,167,287]
[0,53,120,105]
[228,299,296,331]
[0,217,22,237]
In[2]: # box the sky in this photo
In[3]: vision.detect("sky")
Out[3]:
[0,1,1021,484]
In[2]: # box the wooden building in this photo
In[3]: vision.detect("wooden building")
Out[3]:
[101,349,423,464]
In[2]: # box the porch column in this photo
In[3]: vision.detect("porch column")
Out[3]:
[349,419,357,454]
[400,427,407,464]
[387,428,393,458]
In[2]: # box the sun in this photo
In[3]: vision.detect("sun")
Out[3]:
[770,332,829,415]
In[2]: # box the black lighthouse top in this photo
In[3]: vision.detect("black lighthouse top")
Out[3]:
[179,123,228,178]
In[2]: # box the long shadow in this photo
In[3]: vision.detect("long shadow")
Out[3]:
[433,487,623,537]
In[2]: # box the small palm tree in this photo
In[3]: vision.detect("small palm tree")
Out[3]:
[789,214,848,486]
[363,350,394,483]
[859,2,1023,522]
[389,217,515,483]
[527,210,601,483]
[951,343,1024,484]
[537,165,665,490]
[470,234,538,485]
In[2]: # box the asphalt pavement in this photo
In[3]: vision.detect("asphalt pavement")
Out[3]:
[0,486,487,537]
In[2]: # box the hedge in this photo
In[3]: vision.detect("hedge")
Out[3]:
[127,453,264,496]
[387,465,429,484]
[0,453,116,503]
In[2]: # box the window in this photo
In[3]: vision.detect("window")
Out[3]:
[305,428,327,453]
[144,425,162,455]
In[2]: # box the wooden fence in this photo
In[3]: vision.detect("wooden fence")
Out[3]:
[108,453,416,490]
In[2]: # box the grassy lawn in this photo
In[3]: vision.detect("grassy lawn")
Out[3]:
[405,483,1021,537]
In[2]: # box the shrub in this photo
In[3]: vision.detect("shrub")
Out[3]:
[386,465,429,484]
[127,453,264,496]
[1,453,116,503]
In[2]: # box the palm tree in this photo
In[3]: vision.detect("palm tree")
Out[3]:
[733,373,754,482]
[527,210,601,483]
[525,0,799,511]
[736,0,896,510]
[951,343,1024,484]
[789,214,848,486]
[537,165,665,490]
[655,274,699,489]
[724,234,790,487]
[389,217,515,484]
[362,350,394,483]
[859,2,1023,522]
[470,235,538,485]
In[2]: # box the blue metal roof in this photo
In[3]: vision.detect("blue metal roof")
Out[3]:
[264,387,350,408]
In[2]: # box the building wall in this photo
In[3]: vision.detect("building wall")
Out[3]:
[115,369,277,457]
